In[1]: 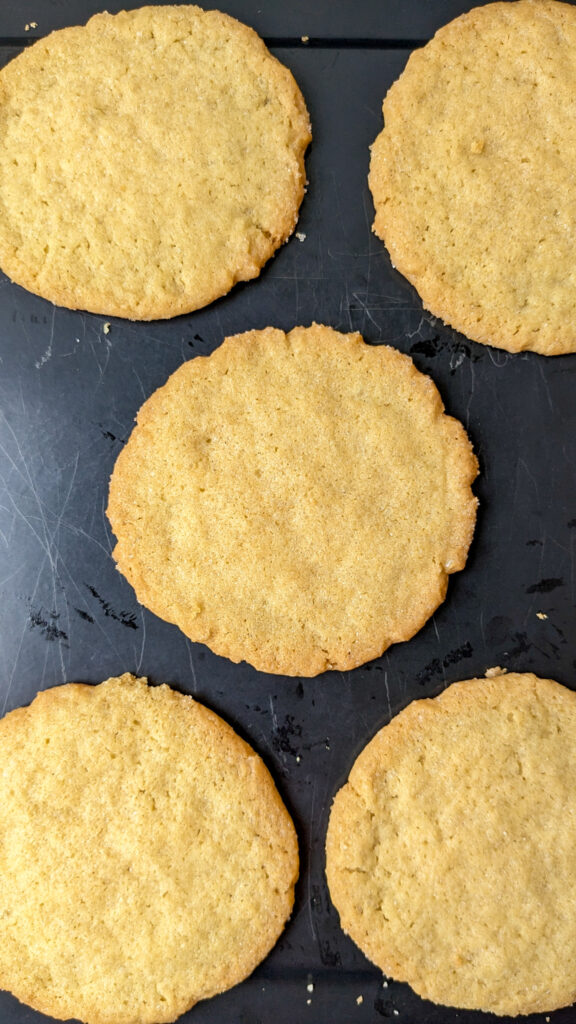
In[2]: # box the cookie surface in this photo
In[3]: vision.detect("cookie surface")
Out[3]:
[0,673,298,1024]
[0,5,310,319]
[326,671,576,1015]
[369,0,576,355]
[107,324,477,676]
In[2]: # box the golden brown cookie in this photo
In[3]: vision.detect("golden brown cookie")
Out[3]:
[107,324,478,676]
[326,671,576,1015]
[0,6,311,319]
[0,673,298,1024]
[369,0,576,355]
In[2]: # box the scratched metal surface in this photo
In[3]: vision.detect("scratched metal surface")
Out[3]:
[1,2,576,1023]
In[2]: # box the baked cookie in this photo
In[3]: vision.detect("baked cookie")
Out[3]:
[107,324,478,676]
[370,0,576,355]
[326,671,576,1015]
[0,6,310,319]
[0,673,298,1024]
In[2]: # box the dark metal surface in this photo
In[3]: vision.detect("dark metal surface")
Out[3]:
[1,2,576,1023]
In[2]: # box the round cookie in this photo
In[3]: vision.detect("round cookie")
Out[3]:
[369,0,576,355]
[0,673,298,1024]
[107,324,478,677]
[0,6,311,319]
[326,671,576,1016]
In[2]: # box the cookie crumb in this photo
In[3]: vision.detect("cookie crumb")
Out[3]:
[296,754,301,763]
[306,982,314,993]
[301,35,309,43]
[306,998,312,1006]
[382,980,389,988]
[103,322,111,335]
[536,611,548,620]
[356,995,363,1005]
[296,231,306,242]
[485,666,507,677]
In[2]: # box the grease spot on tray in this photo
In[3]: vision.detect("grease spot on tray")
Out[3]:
[525,577,564,594]
[409,335,481,373]
[271,714,302,757]
[100,425,127,445]
[74,607,95,624]
[29,608,68,644]
[85,584,138,629]
[416,641,473,685]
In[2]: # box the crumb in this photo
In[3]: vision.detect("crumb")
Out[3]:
[356,995,363,1005]
[382,980,389,988]
[536,612,548,620]
[25,24,30,31]
[393,1011,399,1017]
[30,22,38,29]
[306,982,314,993]
[301,35,309,43]
[296,755,301,763]
[306,999,311,1006]
[296,232,306,242]
[103,322,111,335]
[485,666,507,677]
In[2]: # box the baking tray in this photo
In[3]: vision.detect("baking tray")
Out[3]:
[1,2,576,1022]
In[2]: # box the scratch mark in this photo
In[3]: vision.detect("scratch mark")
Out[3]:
[135,605,146,675]
[351,291,381,332]
[536,360,555,415]
[0,399,67,684]
[268,694,283,765]
[307,778,319,948]
[34,306,55,369]
[382,670,392,722]
[186,642,199,693]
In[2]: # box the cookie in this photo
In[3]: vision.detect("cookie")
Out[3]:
[326,671,576,1015]
[369,0,576,355]
[107,324,478,676]
[0,5,311,319]
[0,673,298,1024]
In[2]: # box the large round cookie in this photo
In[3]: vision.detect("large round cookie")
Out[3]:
[0,673,298,1024]
[326,671,576,1015]
[107,324,478,677]
[0,6,310,319]
[370,0,576,355]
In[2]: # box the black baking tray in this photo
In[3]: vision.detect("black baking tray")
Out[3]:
[1,2,576,1023]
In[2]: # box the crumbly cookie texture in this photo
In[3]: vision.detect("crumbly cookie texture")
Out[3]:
[107,324,478,677]
[326,671,576,1015]
[0,5,310,319]
[0,674,298,1024]
[370,0,576,355]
